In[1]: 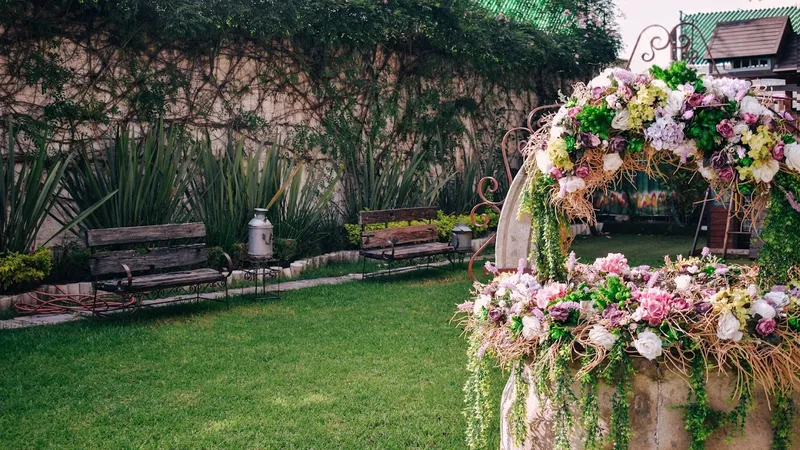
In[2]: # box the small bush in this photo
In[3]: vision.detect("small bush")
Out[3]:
[0,248,52,292]
[343,210,499,247]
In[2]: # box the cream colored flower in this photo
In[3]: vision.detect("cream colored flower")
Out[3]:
[603,152,624,172]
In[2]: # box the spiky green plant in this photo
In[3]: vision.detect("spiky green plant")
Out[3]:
[1,118,113,254]
[58,121,193,231]
[188,135,339,258]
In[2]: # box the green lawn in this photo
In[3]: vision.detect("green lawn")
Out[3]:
[0,234,726,449]
[0,269,503,449]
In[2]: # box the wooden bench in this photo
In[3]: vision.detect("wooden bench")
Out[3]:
[86,223,232,315]
[358,207,454,276]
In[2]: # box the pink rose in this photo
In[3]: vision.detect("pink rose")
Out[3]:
[740,112,758,125]
[594,253,630,276]
[568,106,582,118]
[591,86,606,99]
[773,142,785,161]
[687,93,704,107]
[617,84,633,100]
[755,318,776,336]
[716,119,734,138]
[535,283,567,309]
[718,166,735,182]
[671,297,691,311]
[634,288,673,325]
[682,110,694,120]
[549,167,564,179]
[575,165,590,178]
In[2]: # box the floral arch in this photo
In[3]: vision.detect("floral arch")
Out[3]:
[460,52,800,450]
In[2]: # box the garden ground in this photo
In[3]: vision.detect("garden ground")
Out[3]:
[0,235,697,449]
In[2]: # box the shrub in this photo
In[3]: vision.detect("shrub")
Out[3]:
[0,248,51,292]
[343,210,499,247]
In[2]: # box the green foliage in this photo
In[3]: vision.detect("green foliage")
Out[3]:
[59,122,191,231]
[597,340,633,450]
[650,61,704,91]
[590,275,631,309]
[45,243,91,284]
[525,175,566,282]
[772,391,795,450]
[685,104,736,155]
[1,119,110,254]
[0,247,51,292]
[576,104,615,140]
[680,355,753,450]
[551,344,577,450]
[579,349,602,450]
[758,172,800,287]
[464,330,493,450]
[343,210,498,247]
[509,361,529,446]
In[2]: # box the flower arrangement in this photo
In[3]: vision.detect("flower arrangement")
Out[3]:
[459,251,800,449]
[528,61,799,222]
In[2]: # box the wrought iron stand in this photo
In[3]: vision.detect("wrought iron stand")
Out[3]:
[242,257,281,301]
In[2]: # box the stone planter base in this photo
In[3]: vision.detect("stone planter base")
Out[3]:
[500,358,800,449]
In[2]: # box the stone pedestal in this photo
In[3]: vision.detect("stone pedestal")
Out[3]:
[500,359,800,449]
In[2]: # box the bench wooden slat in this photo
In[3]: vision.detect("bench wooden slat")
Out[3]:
[358,207,437,225]
[95,268,225,293]
[86,223,206,247]
[361,224,438,249]
[360,242,453,260]
[89,244,208,276]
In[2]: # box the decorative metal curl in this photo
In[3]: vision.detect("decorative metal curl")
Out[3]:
[467,104,562,281]
[626,22,721,76]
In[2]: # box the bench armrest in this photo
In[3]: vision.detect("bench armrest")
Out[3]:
[116,263,133,290]
[220,252,234,279]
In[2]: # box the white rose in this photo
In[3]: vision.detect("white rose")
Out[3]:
[550,125,566,139]
[674,275,693,291]
[764,291,789,309]
[588,324,618,350]
[611,109,630,130]
[633,330,663,361]
[473,294,491,315]
[738,96,767,116]
[536,151,555,174]
[664,90,685,117]
[559,176,586,194]
[522,315,543,339]
[785,142,800,172]
[751,159,780,183]
[702,76,714,92]
[651,79,669,93]
[697,160,715,180]
[730,123,749,143]
[716,312,743,341]
[751,299,776,319]
[630,306,645,322]
[587,68,614,90]
[603,152,624,172]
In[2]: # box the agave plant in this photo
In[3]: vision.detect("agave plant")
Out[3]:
[187,135,338,257]
[58,121,193,231]
[1,118,113,254]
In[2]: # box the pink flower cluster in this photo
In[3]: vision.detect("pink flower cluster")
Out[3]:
[633,288,689,325]
[593,253,629,276]
[535,282,567,308]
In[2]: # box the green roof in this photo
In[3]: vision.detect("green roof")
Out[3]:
[681,6,800,64]
[473,0,566,29]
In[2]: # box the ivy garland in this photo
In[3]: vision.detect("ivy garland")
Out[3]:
[464,330,493,450]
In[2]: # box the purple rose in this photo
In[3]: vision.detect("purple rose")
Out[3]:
[575,165,590,178]
[549,302,580,322]
[718,166,735,182]
[755,318,776,336]
[602,304,629,328]
[549,167,564,179]
[634,74,650,85]
[761,115,777,131]
[773,142,785,161]
[687,93,704,107]
[568,106,582,118]
[591,86,606,99]
[740,113,758,125]
[709,151,730,171]
[577,132,600,148]
[488,307,504,323]
[716,119,734,138]
[694,302,712,315]
[609,136,627,153]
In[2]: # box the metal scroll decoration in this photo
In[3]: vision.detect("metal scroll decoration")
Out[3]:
[467,22,721,282]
